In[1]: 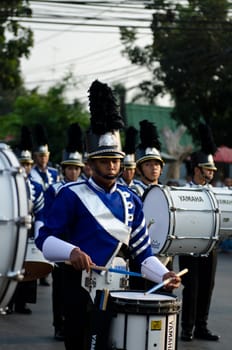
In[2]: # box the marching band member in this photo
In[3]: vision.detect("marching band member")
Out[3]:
[30,124,59,191]
[179,122,220,342]
[135,119,165,197]
[129,120,174,289]
[44,123,84,341]
[35,80,181,350]
[30,124,59,286]
[117,126,143,196]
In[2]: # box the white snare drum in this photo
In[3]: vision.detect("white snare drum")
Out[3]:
[211,187,232,238]
[143,185,220,256]
[0,143,30,309]
[23,238,53,281]
[108,291,181,350]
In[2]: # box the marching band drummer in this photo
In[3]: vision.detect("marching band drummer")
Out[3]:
[35,80,181,350]
[179,122,220,342]
[128,120,174,289]
[44,123,85,341]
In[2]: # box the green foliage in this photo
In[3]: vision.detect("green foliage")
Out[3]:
[120,0,232,147]
[0,79,90,164]
[0,0,33,113]
[0,0,33,89]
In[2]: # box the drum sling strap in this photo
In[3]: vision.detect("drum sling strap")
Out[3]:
[85,289,113,350]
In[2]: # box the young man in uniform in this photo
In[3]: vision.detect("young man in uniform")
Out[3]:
[35,80,181,350]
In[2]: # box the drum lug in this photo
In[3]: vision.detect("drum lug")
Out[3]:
[119,276,129,289]
[170,206,176,212]
[83,274,97,292]
[0,270,25,281]
[17,215,32,229]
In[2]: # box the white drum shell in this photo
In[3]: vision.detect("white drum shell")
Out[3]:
[0,143,29,308]
[108,292,180,350]
[212,187,232,238]
[143,185,220,256]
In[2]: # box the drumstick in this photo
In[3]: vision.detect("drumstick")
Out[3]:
[144,268,188,295]
[90,265,144,278]
[102,289,109,311]
[65,261,144,277]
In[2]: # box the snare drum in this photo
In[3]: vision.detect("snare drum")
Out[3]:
[23,238,53,281]
[0,143,30,308]
[211,187,232,238]
[143,185,220,256]
[108,291,181,350]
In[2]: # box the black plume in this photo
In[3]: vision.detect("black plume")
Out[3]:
[199,122,217,155]
[88,80,124,135]
[124,126,138,154]
[139,120,161,151]
[19,125,33,151]
[66,123,83,153]
[34,124,48,145]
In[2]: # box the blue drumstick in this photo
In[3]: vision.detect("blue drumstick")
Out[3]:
[91,265,144,278]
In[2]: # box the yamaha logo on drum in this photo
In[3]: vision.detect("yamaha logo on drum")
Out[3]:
[217,198,232,206]
[178,195,204,202]
[151,239,161,250]
[167,318,175,350]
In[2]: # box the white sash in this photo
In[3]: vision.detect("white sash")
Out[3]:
[71,183,131,245]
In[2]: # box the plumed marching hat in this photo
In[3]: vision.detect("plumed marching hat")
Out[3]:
[123,126,138,168]
[191,122,217,171]
[86,80,125,159]
[61,123,84,167]
[136,120,164,167]
[33,124,50,154]
[18,125,34,164]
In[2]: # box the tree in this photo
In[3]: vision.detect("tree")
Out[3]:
[120,0,232,147]
[0,1,33,114]
[0,76,90,164]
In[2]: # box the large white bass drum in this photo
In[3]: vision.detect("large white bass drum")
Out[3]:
[211,187,232,238]
[0,143,31,309]
[143,185,220,256]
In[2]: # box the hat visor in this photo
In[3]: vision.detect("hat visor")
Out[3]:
[61,161,84,167]
[19,159,34,164]
[88,150,125,159]
[123,164,136,169]
[199,163,217,171]
[136,155,164,166]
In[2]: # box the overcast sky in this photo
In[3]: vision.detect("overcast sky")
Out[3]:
[20,1,172,107]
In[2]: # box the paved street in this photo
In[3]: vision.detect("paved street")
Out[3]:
[0,251,231,350]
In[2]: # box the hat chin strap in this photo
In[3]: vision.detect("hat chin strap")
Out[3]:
[199,167,211,184]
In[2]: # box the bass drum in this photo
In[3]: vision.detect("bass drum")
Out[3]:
[108,291,181,350]
[211,187,232,239]
[0,143,30,309]
[143,185,220,256]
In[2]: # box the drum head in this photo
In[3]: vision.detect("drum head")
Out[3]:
[110,291,175,302]
[109,291,180,314]
[143,185,170,254]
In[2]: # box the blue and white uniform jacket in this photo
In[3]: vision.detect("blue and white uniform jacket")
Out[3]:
[30,165,59,190]
[36,177,153,268]
[44,180,66,213]
[27,177,44,222]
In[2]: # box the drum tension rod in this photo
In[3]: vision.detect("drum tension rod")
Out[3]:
[0,270,25,281]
